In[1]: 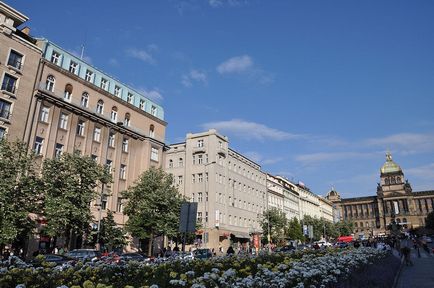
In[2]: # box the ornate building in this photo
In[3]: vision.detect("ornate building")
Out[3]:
[327,152,434,237]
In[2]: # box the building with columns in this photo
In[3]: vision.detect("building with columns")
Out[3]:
[165,129,267,251]
[327,152,434,237]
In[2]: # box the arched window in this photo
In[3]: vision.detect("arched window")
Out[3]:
[64,84,73,101]
[149,124,155,138]
[169,159,173,168]
[124,113,130,127]
[81,92,89,108]
[396,177,401,184]
[46,75,55,92]
[111,106,118,122]
[179,157,183,167]
[396,218,401,224]
[391,177,396,184]
[96,99,104,114]
[385,178,390,185]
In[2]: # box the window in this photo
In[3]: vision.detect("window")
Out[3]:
[198,154,203,164]
[151,147,159,161]
[197,212,202,223]
[51,51,61,65]
[8,50,23,70]
[116,197,123,213]
[93,127,101,142]
[76,120,85,136]
[127,92,134,104]
[0,99,12,120]
[178,175,183,185]
[2,73,18,94]
[59,113,68,130]
[91,154,98,162]
[80,92,89,108]
[45,75,55,92]
[198,173,203,183]
[96,100,104,114]
[139,99,145,110]
[198,192,203,202]
[55,143,63,158]
[85,70,94,82]
[34,136,44,155]
[179,158,183,167]
[109,132,115,147]
[197,139,204,147]
[120,164,127,180]
[100,78,108,90]
[124,113,130,127]
[114,85,121,97]
[106,159,113,174]
[122,138,129,152]
[110,107,118,122]
[101,195,108,210]
[151,105,157,116]
[69,61,78,74]
[149,124,155,138]
[64,84,73,102]
[192,174,196,183]
[169,159,173,168]
[0,127,6,139]
[205,172,208,182]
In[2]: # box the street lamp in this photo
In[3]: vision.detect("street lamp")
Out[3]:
[96,121,123,251]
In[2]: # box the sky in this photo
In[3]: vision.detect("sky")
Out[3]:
[11,0,434,198]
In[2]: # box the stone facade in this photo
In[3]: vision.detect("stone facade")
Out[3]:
[164,129,267,251]
[327,152,434,237]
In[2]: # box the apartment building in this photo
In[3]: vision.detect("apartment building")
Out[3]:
[0,2,41,140]
[25,39,167,229]
[165,129,267,251]
[267,174,300,220]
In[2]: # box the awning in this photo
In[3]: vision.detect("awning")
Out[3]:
[232,232,251,239]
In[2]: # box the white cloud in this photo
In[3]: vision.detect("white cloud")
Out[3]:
[217,55,253,74]
[137,88,164,103]
[295,151,380,166]
[182,69,208,87]
[108,58,119,66]
[209,0,246,8]
[209,0,223,7]
[201,119,301,141]
[126,48,156,65]
[402,163,434,192]
[364,132,434,154]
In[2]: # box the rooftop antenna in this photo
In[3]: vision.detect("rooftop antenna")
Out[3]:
[80,30,88,60]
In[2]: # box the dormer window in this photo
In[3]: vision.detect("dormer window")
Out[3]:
[114,85,121,97]
[51,51,61,65]
[100,78,109,91]
[69,61,79,75]
[85,70,94,82]
[151,105,157,116]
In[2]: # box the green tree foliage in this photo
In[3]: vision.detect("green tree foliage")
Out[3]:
[302,215,337,241]
[98,210,127,250]
[286,217,304,241]
[122,167,183,256]
[42,151,111,248]
[426,211,434,230]
[260,208,287,244]
[0,139,41,250]
[335,220,355,236]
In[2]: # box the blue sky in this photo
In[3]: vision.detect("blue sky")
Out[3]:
[12,0,434,198]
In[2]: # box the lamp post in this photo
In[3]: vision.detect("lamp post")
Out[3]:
[96,122,123,251]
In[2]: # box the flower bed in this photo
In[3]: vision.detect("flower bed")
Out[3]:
[0,248,389,288]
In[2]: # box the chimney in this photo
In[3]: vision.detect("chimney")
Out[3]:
[21,26,30,35]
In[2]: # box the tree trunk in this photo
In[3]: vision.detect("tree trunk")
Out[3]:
[147,232,153,257]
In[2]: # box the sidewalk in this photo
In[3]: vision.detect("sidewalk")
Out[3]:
[395,248,434,288]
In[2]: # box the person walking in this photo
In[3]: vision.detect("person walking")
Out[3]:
[226,246,235,255]
[400,236,413,266]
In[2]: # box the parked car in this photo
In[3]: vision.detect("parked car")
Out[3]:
[119,253,148,262]
[275,245,296,253]
[316,240,332,247]
[193,248,213,259]
[66,249,101,261]
[32,254,76,265]
[334,242,349,248]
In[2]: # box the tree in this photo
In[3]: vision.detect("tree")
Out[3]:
[122,167,183,256]
[286,217,304,242]
[98,210,127,251]
[259,208,287,244]
[0,139,41,255]
[335,220,354,236]
[42,151,111,249]
[425,211,434,230]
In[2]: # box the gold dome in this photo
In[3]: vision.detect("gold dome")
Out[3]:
[380,152,402,174]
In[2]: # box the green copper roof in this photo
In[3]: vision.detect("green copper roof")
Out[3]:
[380,152,402,174]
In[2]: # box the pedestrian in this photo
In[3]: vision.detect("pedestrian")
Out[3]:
[400,236,413,266]
[226,246,235,255]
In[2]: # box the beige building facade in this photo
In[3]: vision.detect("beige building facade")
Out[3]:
[327,153,434,237]
[0,2,41,141]
[165,129,267,251]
